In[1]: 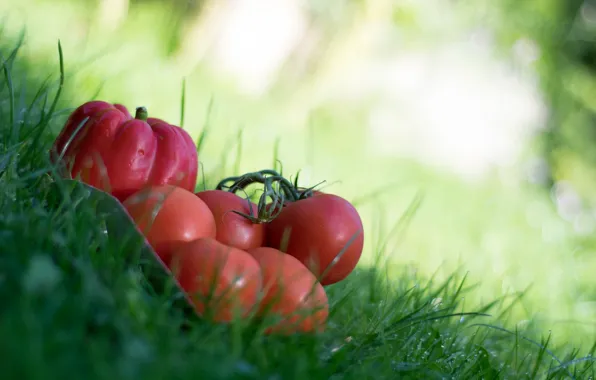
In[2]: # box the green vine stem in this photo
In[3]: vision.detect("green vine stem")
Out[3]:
[215,169,301,202]
[295,180,327,200]
[216,169,279,190]
[215,169,325,223]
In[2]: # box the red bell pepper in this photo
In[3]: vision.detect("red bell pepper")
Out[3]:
[51,101,198,201]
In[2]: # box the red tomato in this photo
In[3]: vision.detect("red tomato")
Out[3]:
[265,193,364,285]
[248,247,328,334]
[51,101,198,201]
[195,190,265,250]
[170,238,262,322]
[123,185,216,263]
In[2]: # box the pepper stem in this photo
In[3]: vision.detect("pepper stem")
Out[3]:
[135,106,148,121]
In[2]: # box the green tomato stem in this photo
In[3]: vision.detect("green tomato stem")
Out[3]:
[135,106,149,121]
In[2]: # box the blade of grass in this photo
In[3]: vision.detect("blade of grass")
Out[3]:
[196,95,214,157]
[470,323,573,378]
[350,181,408,208]
[233,128,243,175]
[41,40,64,125]
[180,77,186,128]
[272,136,281,173]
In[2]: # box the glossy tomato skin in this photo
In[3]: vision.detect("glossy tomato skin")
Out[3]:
[266,193,364,286]
[248,247,328,334]
[170,237,262,322]
[51,101,198,201]
[196,190,265,251]
[123,185,216,263]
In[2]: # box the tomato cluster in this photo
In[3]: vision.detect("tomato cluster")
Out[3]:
[51,101,364,334]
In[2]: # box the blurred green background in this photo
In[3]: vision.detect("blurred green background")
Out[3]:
[3,0,596,346]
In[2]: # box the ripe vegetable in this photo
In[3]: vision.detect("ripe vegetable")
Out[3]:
[51,101,198,201]
[248,247,328,333]
[123,185,216,263]
[170,237,262,322]
[196,190,265,251]
[266,193,364,286]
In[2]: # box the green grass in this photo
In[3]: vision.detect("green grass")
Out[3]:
[5,2,592,348]
[3,24,596,380]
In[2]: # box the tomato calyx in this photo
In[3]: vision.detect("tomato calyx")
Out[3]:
[216,170,292,223]
[224,196,283,224]
[215,169,326,223]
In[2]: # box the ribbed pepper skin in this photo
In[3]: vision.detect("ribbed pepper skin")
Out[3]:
[51,101,198,201]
